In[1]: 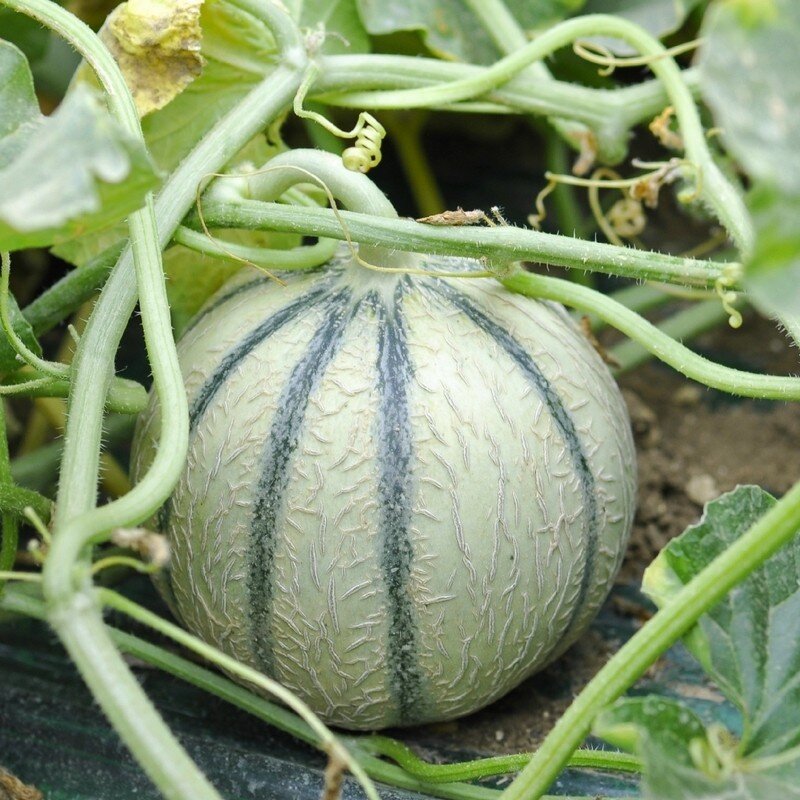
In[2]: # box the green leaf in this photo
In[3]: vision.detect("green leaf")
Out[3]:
[0,41,158,252]
[597,695,800,799]
[354,0,586,64]
[0,39,40,168]
[700,0,799,195]
[644,485,800,760]
[595,696,728,799]
[744,183,800,322]
[595,487,800,797]
[700,0,800,339]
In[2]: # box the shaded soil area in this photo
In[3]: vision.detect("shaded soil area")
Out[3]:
[397,311,800,758]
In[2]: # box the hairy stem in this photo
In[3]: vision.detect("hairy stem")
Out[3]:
[209,148,404,267]
[22,243,124,336]
[462,0,601,168]
[1,370,147,414]
[194,199,736,288]
[360,736,640,784]
[610,298,737,373]
[503,271,798,399]
[316,55,700,160]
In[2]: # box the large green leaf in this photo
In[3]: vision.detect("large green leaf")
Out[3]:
[0,41,158,252]
[700,0,798,322]
[700,0,800,323]
[594,486,800,798]
[700,0,799,194]
[645,486,800,758]
[595,696,729,799]
[355,0,586,64]
[595,692,800,800]
[745,184,800,322]
[0,38,42,168]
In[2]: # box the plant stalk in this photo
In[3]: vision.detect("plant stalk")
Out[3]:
[193,199,736,288]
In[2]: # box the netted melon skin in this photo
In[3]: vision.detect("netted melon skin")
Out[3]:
[132,256,636,730]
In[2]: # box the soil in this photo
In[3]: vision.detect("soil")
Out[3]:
[395,311,800,759]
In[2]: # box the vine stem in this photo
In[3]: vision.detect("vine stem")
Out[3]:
[502,272,799,400]
[461,0,591,247]
[317,54,700,125]
[358,736,640,784]
[0,369,147,414]
[15,62,706,340]
[610,298,735,374]
[319,14,752,255]
[208,148,404,267]
[462,0,551,81]
[498,478,800,799]
[172,226,339,271]
[193,199,737,288]
[22,243,124,336]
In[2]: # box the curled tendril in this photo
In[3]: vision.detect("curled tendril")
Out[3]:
[573,37,705,77]
[607,197,646,238]
[293,63,386,173]
[528,179,558,230]
[531,157,703,248]
[341,114,386,173]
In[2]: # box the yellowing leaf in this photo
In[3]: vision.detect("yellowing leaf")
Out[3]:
[99,0,205,117]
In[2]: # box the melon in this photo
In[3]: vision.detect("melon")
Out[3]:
[132,252,636,730]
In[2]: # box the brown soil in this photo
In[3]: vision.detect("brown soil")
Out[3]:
[396,311,800,758]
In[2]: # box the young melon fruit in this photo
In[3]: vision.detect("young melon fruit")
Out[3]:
[132,253,636,730]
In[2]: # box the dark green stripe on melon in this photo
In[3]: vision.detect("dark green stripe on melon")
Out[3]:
[427,279,599,636]
[374,281,425,725]
[247,289,356,675]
